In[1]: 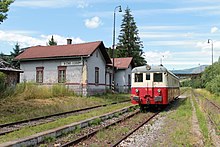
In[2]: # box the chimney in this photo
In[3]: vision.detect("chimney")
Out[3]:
[67,39,72,45]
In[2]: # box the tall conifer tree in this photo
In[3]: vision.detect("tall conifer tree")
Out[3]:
[10,42,20,57]
[117,7,146,67]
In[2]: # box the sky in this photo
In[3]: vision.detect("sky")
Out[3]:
[0,0,220,70]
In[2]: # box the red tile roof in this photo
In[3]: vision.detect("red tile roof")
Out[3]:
[110,57,133,69]
[15,41,111,63]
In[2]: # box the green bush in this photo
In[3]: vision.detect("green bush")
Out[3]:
[205,75,220,95]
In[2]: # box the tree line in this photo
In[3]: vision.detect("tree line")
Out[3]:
[181,58,220,95]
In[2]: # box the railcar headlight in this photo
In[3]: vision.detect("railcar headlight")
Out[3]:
[157,89,161,93]
[135,89,139,93]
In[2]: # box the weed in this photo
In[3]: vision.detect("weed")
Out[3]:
[114,112,120,118]
[39,144,48,147]
[89,118,101,126]
[43,136,55,143]
[192,96,212,145]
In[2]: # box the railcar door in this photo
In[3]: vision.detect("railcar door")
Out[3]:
[153,72,164,104]
[145,72,153,99]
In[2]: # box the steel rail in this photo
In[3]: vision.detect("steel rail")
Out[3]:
[61,110,140,147]
[192,90,219,132]
[110,92,185,147]
[191,89,219,110]
[110,112,159,147]
[0,100,130,136]
[205,98,220,110]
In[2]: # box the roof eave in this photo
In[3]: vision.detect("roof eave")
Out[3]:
[16,55,89,61]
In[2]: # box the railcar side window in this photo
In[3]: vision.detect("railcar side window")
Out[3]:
[153,73,163,82]
[146,73,150,80]
[135,73,143,82]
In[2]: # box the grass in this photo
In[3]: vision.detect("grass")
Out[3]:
[0,83,130,124]
[160,96,194,146]
[0,102,132,143]
[195,88,220,106]
[194,89,220,136]
[192,94,212,146]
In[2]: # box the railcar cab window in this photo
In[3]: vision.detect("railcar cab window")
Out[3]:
[135,73,143,82]
[153,73,163,82]
[146,73,150,80]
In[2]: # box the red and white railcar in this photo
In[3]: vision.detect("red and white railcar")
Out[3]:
[131,65,180,108]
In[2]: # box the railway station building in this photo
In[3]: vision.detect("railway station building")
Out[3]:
[15,40,133,96]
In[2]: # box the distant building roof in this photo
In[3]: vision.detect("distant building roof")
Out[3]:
[0,59,23,73]
[15,41,111,64]
[110,57,133,69]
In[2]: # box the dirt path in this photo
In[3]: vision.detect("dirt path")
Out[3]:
[190,96,204,146]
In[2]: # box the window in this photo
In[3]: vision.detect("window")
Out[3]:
[128,74,131,85]
[95,67,99,84]
[146,73,150,80]
[153,73,163,82]
[58,66,66,83]
[135,73,143,82]
[36,67,44,83]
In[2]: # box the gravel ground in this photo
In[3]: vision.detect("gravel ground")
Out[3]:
[119,114,166,147]
[119,92,219,147]
[119,95,196,147]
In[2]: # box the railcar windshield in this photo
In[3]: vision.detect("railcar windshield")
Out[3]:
[135,73,143,82]
[146,73,150,80]
[153,73,163,82]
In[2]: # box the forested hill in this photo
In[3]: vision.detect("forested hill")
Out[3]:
[172,65,208,74]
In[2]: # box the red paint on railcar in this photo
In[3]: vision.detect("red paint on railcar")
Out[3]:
[131,87,179,105]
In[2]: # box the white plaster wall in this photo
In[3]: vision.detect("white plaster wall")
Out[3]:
[115,65,132,86]
[87,48,106,94]
[20,59,83,84]
[114,65,132,93]
[105,67,112,87]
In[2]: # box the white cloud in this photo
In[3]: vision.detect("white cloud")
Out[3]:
[139,25,196,31]
[134,5,220,16]
[84,16,102,29]
[143,51,172,65]
[13,0,89,8]
[143,50,215,70]
[76,0,89,8]
[211,26,219,33]
[146,40,195,46]
[0,30,84,49]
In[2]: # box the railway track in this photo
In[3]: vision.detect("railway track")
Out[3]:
[111,112,159,147]
[204,98,220,111]
[192,90,219,133]
[60,109,142,147]
[55,92,188,146]
[0,100,130,136]
[110,94,187,147]
[192,90,220,111]
[58,110,164,147]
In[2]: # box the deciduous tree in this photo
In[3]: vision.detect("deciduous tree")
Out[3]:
[0,0,14,23]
